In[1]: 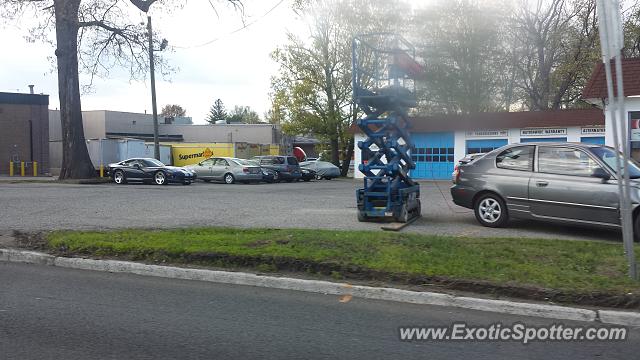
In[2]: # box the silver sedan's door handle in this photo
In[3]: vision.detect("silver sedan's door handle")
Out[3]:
[536,181,549,187]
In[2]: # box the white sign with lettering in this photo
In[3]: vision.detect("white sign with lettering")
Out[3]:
[520,128,567,137]
[465,130,509,138]
[581,127,605,135]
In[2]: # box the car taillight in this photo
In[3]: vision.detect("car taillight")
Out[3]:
[454,166,461,184]
[242,168,249,173]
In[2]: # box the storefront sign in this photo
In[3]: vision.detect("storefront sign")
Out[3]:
[171,144,234,166]
[465,130,508,137]
[520,128,567,137]
[581,127,605,135]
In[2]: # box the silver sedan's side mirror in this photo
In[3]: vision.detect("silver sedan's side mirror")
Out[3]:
[591,167,611,181]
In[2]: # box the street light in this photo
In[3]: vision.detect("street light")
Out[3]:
[147,16,167,160]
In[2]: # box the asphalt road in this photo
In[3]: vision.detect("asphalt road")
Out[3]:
[0,180,619,241]
[1,262,637,360]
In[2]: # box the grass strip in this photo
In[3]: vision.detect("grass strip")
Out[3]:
[46,227,640,297]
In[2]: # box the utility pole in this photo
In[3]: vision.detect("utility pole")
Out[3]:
[147,15,160,160]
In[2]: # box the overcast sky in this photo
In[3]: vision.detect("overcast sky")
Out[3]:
[0,0,304,124]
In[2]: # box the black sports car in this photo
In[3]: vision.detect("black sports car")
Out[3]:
[108,158,197,185]
[299,168,315,182]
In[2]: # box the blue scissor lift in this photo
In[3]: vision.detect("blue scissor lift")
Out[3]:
[353,33,422,223]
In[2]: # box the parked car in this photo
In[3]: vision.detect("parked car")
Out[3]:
[451,153,485,183]
[108,158,196,185]
[451,143,640,238]
[300,160,341,180]
[300,168,316,182]
[250,155,302,182]
[186,157,262,184]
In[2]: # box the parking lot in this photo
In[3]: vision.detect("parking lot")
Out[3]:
[0,179,620,241]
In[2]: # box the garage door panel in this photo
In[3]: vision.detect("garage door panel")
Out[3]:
[466,139,508,154]
[411,132,454,180]
[520,137,567,143]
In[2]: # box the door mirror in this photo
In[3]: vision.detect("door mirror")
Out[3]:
[591,167,611,181]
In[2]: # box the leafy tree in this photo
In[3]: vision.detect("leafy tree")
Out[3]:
[226,105,262,124]
[206,98,228,124]
[271,0,407,173]
[1,0,241,178]
[413,0,512,114]
[161,104,187,118]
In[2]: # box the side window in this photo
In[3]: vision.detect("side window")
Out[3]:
[496,146,534,171]
[261,158,274,165]
[217,159,229,166]
[201,159,214,166]
[287,157,299,165]
[538,147,599,176]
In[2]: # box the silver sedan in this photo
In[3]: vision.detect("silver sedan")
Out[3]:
[186,157,262,184]
[451,143,640,237]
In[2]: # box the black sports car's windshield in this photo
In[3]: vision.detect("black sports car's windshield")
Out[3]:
[142,159,165,167]
[590,147,640,179]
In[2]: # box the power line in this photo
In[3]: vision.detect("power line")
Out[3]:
[171,0,286,49]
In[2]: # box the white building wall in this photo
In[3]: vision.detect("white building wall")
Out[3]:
[604,97,640,149]
[453,131,466,165]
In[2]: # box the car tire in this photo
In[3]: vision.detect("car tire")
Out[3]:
[113,170,126,185]
[183,181,191,185]
[315,174,323,180]
[357,210,369,222]
[272,171,280,183]
[154,171,167,185]
[303,178,311,182]
[224,173,235,184]
[474,193,508,228]
[394,204,409,223]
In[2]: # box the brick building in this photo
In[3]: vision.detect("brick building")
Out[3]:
[0,92,49,175]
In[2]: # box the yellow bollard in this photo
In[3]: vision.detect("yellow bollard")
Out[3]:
[99,164,104,178]
[20,162,25,177]
[33,161,38,176]
[9,161,13,177]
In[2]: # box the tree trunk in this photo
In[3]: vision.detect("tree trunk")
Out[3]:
[55,0,96,179]
[330,137,340,168]
[340,136,354,177]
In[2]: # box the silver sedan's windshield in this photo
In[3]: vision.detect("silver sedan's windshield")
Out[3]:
[590,147,640,179]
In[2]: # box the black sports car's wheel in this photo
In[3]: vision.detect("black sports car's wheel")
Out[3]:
[315,174,323,180]
[154,171,167,185]
[224,173,235,184]
[272,171,280,183]
[113,170,126,184]
[474,193,508,228]
[183,181,191,185]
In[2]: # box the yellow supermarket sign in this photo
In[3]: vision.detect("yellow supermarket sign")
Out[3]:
[171,144,234,166]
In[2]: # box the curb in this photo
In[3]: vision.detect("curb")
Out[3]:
[2,248,639,326]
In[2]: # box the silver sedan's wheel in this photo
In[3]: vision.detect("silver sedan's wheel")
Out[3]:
[154,171,166,185]
[113,170,125,184]
[224,173,235,184]
[474,194,508,227]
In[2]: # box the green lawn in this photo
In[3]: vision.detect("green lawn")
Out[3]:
[47,228,640,296]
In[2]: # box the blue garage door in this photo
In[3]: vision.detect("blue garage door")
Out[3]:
[581,136,605,144]
[520,137,567,143]
[466,139,508,154]
[410,132,455,180]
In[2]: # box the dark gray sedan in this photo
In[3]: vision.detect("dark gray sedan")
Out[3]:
[451,143,640,237]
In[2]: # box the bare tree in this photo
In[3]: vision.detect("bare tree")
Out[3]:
[1,0,241,178]
[511,0,599,110]
[161,104,187,118]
